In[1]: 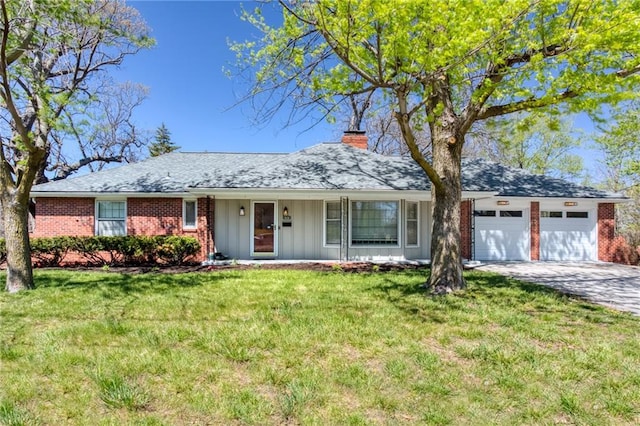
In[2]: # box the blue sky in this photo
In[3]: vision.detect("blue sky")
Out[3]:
[115,1,601,176]
[113,1,336,154]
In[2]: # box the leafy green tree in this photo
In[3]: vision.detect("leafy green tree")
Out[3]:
[149,123,180,157]
[0,0,152,292]
[470,113,584,180]
[595,104,640,249]
[231,0,640,293]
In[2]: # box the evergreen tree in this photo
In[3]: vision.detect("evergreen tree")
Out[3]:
[149,123,179,157]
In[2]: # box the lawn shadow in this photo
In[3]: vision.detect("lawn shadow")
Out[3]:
[370,269,611,323]
[33,269,241,297]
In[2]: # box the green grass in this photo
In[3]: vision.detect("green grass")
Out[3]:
[0,268,639,425]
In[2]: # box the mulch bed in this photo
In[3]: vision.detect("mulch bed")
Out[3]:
[41,261,428,274]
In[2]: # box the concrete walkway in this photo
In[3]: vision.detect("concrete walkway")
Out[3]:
[476,262,640,316]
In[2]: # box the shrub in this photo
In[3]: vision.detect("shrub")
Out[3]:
[31,236,73,267]
[0,239,5,265]
[155,236,201,265]
[15,235,202,267]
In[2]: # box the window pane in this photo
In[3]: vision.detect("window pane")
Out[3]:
[351,201,398,245]
[407,202,418,220]
[326,202,341,220]
[325,201,341,245]
[567,211,589,218]
[406,202,418,246]
[326,221,341,245]
[500,210,523,217]
[97,220,125,236]
[541,211,563,218]
[98,201,125,219]
[184,201,196,227]
[474,210,496,217]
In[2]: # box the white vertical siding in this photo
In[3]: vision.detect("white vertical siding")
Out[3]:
[214,197,430,261]
[214,199,250,259]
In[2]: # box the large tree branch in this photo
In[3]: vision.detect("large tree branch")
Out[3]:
[4,2,36,65]
[476,90,578,120]
[395,90,442,189]
[0,0,33,149]
[51,155,125,180]
[460,43,572,133]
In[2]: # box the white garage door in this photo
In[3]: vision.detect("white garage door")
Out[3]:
[540,210,596,261]
[474,209,530,261]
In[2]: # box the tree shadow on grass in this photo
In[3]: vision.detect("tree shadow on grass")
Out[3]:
[32,270,241,297]
[370,269,612,323]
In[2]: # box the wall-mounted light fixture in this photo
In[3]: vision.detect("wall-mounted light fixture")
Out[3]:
[496,200,510,206]
[239,206,245,216]
[283,206,289,217]
[564,201,578,207]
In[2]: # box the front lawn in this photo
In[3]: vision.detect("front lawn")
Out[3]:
[1,269,638,425]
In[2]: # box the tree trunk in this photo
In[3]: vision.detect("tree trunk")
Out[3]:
[3,195,34,293]
[428,131,466,294]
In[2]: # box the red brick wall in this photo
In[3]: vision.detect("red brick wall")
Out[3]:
[460,200,472,260]
[127,198,181,236]
[32,197,95,237]
[598,203,616,262]
[530,201,540,261]
[598,203,639,264]
[32,197,211,260]
[127,197,210,258]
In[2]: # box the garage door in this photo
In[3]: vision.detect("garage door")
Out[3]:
[540,210,596,261]
[474,209,530,261]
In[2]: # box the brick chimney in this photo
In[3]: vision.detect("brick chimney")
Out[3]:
[341,130,368,150]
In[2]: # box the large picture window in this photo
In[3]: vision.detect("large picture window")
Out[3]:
[96,200,126,236]
[351,201,398,246]
[325,201,341,245]
[406,201,419,246]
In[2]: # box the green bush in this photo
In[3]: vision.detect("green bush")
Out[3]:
[0,236,201,267]
[0,238,5,265]
[70,236,200,266]
[155,236,201,265]
[31,236,73,267]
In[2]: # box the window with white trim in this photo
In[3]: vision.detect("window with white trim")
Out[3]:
[96,200,126,236]
[325,201,341,245]
[351,201,399,246]
[183,199,197,229]
[406,201,419,246]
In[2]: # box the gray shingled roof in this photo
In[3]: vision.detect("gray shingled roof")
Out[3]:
[31,142,621,199]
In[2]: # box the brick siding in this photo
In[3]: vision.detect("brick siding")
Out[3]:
[530,201,540,261]
[460,200,472,260]
[32,197,212,260]
[598,203,639,264]
[32,197,95,237]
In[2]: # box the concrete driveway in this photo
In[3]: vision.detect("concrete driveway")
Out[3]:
[475,262,640,316]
